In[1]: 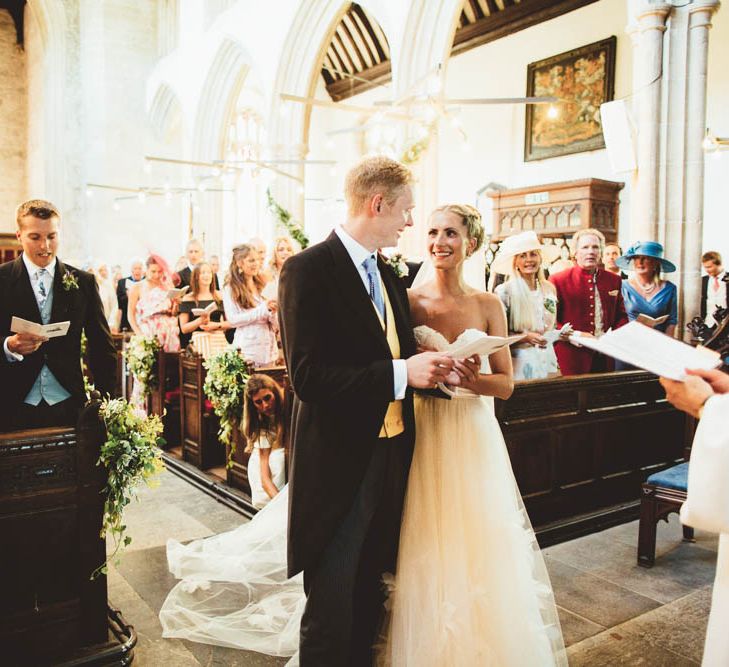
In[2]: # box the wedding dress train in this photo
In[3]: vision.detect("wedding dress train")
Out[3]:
[159,325,566,666]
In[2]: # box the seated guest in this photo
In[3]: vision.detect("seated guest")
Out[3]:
[493,231,559,380]
[550,228,628,376]
[127,255,180,352]
[701,251,727,328]
[0,199,116,430]
[178,262,228,348]
[616,241,677,337]
[242,374,287,509]
[223,244,278,367]
[116,258,144,331]
[602,243,627,279]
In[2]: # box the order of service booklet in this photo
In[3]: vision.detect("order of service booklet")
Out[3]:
[11,316,70,338]
[570,321,721,381]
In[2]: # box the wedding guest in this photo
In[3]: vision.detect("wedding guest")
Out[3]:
[178,262,227,348]
[95,261,119,332]
[616,241,677,337]
[223,243,277,367]
[242,374,287,509]
[209,254,222,288]
[0,199,116,430]
[176,239,204,288]
[493,231,559,380]
[111,264,123,287]
[550,228,628,375]
[701,251,727,328]
[602,243,627,279]
[249,236,272,283]
[268,236,296,283]
[127,255,180,352]
[116,259,144,331]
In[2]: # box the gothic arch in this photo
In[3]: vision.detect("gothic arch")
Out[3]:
[148,81,183,143]
[191,35,251,161]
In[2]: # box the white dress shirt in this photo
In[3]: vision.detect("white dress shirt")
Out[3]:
[334,225,407,400]
[4,255,57,362]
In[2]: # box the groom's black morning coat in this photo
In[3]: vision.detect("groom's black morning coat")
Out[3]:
[279,231,417,577]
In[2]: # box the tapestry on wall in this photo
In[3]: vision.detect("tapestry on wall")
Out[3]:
[524,36,617,162]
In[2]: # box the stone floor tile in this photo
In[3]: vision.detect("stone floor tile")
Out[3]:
[567,627,699,666]
[181,640,288,666]
[556,605,605,647]
[545,557,661,627]
[608,515,720,554]
[114,546,180,614]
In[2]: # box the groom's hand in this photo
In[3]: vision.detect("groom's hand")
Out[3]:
[406,352,456,389]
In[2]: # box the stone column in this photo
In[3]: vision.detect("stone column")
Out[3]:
[631,1,671,242]
[681,0,720,332]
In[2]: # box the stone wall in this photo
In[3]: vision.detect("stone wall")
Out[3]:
[0,10,26,232]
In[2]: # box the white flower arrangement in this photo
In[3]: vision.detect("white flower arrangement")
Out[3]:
[386,253,409,278]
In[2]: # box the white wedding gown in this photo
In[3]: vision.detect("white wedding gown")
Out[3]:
[160,326,566,666]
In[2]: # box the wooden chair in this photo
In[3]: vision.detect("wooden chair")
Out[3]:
[637,463,694,567]
[179,349,225,470]
[0,402,136,663]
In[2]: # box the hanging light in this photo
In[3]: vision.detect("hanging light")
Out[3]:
[547,105,559,120]
[702,129,718,152]
[85,188,94,198]
[137,191,147,203]
[113,201,121,211]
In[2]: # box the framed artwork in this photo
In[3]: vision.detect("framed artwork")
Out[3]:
[524,36,617,162]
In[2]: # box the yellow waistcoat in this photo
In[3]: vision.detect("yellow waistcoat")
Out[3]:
[374,276,404,438]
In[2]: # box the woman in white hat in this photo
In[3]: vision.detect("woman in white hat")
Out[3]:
[493,231,561,380]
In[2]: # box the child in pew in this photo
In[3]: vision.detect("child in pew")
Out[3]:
[241,374,287,509]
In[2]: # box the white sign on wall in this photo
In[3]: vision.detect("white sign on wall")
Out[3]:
[525,192,550,205]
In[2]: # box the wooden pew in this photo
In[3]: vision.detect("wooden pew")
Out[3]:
[147,349,181,448]
[227,366,290,498]
[495,370,693,544]
[178,349,225,470]
[0,403,110,663]
[111,332,131,399]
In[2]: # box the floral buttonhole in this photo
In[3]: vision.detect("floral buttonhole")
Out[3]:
[386,253,409,278]
[62,270,79,291]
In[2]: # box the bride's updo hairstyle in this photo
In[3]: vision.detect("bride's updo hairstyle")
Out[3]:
[431,204,485,255]
[344,156,413,215]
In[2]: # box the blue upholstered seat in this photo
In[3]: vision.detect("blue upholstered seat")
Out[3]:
[646,462,689,491]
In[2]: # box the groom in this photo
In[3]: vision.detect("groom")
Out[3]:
[279,156,456,665]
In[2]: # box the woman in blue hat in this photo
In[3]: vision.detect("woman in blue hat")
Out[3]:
[616,240,678,335]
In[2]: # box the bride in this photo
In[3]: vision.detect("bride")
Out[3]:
[160,206,566,665]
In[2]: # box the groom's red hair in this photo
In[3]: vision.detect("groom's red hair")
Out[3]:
[344,156,413,215]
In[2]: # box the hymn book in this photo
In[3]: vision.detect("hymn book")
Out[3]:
[570,321,721,381]
[191,302,217,317]
[167,286,190,300]
[11,316,70,339]
[636,313,670,328]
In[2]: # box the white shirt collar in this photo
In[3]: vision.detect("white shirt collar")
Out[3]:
[335,225,376,269]
[22,253,56,279]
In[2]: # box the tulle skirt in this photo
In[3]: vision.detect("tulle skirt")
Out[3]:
[159,486,303,659]
[378,394,567,666]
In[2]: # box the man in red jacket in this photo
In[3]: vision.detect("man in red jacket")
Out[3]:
[550,229,628,376]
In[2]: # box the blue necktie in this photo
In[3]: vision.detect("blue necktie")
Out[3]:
[363,255,385,320]
[36,269,48,304]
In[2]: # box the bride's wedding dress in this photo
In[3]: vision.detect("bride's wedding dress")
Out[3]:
[378,326,566,665]
[159,325,566,665]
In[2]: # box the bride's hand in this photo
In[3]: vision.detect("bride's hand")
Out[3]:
[451,355,481,390]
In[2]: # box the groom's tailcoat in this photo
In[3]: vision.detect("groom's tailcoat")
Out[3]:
[0,256,117,428]
[279,231,416,578]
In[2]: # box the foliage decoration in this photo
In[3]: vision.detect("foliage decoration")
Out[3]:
[203,348,252,466]
[124,335,161,397]
[92,397,165,578]
[266,188,310,249]
[400,122,437,166]
[62,270,79,291]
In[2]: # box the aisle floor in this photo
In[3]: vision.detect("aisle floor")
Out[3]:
[109,470,718,666]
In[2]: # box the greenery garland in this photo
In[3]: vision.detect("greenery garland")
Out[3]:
[124,335,161,397]
[203,348,252,466]
[92,397,165,578]
[266,188,310,249]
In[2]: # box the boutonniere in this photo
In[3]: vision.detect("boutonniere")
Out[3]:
[386,253,409,278]
[62,270,79,291]
[608,289,619,297]
[543,296,556,314]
